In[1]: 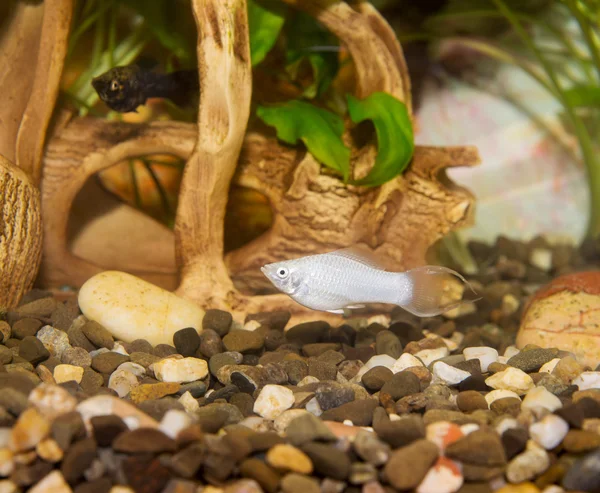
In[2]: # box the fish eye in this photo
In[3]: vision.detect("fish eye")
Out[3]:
[276,267,289,279]
[110,80,120,92]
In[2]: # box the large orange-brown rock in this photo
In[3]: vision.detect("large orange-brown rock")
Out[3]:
[516,271,600,369]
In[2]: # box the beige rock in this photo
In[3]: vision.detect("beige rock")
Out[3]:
[9,408,50,452]
[0,480,18,493]
[0,449,14,476]
[485,368,534,396]
[28,384,77,419]
[28,470,72,493]
[152,358,208,383]
[36,439,63,463]
[516,272,600,368]
[53,364,84,384]
[254,385,295,420]
[266,444,313,474]
[76,395,158,432]
[78,271,205,346]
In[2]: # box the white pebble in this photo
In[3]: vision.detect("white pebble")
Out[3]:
[442,337,458,352]
[273,409,308,433]
[37,326,71,359]
[521,387,562,412]
[391,353,424,373]
[485,367,535,395]
[28,384,77,420]
[108,370,139,398]
[305,397,323,417]
[242,320,262,331]
[28,470,70,493]
[112,342,129,355]
[297,376,320,387]
[462,347,498,372]
[539,358,561,374]
[416,458,463,493]
[115,362,145,378]
[178,392,200,414]
[529,414,569,450]
[573,371,600,390]
[53,364,84,385]
[355,355,396,380]
[495,417,520,436]
[541,486,565,493]
[460,423,480,435]
[159,409,193,439]
[431,362,471,386]
[415,347,449,366]
[504,346,520,358]
[506,440,550,483]
[78,271,205,346]
[89,348,109,358]
[152,357,208,383]
[485,389,521,408]
[254,385,295,420]
[530,248,553,272]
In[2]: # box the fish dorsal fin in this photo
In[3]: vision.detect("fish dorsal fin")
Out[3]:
[327,246,387,270]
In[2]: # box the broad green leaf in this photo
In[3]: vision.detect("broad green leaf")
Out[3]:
[284,12,339,98]
[256,100,350,180]
[347,92,414,187]
[564,85,600,107]
[248,0,287,66]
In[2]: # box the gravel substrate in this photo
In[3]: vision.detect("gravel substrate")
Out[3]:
[1,235,600,493]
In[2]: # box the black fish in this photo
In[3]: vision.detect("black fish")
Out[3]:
[91,62,199,113]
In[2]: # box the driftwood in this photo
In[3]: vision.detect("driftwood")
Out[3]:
[1,0,481,324]
[0,0,72,308]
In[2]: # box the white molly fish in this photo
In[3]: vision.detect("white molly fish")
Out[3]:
[261,247,477,316]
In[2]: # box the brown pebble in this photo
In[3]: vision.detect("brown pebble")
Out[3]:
[113,428,177,453]
[91,414,128,447]
[383,439,439,490]
[60,437,97,483]
[91,352,129,374]
[457,391,488,412]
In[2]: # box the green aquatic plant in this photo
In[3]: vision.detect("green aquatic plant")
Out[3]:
[419,0,600,241]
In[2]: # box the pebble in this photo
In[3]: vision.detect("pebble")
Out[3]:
[266,444,313,474]
[380,371,421,400]
[485,368,535,395]
[384,439,439,490]
[9,408,50,453]
[203,309,233,336]
[280,473,320,493]
[285,412,336,445]
[561,447,600,492]
[507,348,558,373]
[572,371,600,390]
[91,352,129,374]
[521,387,562,412]
[361,367,393,391]
[81,321,115,349]
[431,361,471,386]
[78,271,205,346]
[222,330,264,353]
[173,327,201,357]
[485,389,521,407]
[152,357,208,383]
[414,347,449,366]
[53,364,84,384]
[159,409,193,439]
[36,326,70,359]
[463,347,498,372]
[254,385,295,420]
[60,347,92,367]
[416,456,463,493]
[529,414,569,449]
[391,352,424,373]
[108,369,139,397]
[506,440,550,483]
[355,355,396,380]
[301,442,351,480]
[446,429,506,466]
[28,471,70,493]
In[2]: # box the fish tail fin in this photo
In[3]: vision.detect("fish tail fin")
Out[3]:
[397,265,479,317]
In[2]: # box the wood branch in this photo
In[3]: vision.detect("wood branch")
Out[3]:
[0,0,73,185]
[0,155,42,308]
[173,0,253,306]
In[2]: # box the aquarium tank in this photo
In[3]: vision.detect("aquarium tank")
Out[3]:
[0,0,600,492]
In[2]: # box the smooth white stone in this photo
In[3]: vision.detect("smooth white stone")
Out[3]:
[541,486,565,493]
[485,389,521,407]
[415,347,449,366]
[53,364,84,385]
[573,371,600,390]
[355,355,397,380]
[504,346,520,358]
[28,384,77,420]
[485,367,535,395]
[416,457,463,493]
[28,471,71,493]
[78,271,205,346]
[108,370,139,398]
[529,414,569,449]
[152,357,208,383]
[530,248,553,272]
[391,353,424,373]
[305,397,323,417]
[460,423,480,435]
[521,387,562,412]
[495,417,520,435]
[159,409,193,439]
[115,362,145,378]
[178,392,200,414]
[242,320,262,331]
[462,346,498,373]
[539,358,561,374]
[431,362,471,386]
[506,440,550,483]
[254,385,295,420]
[297,376,320,387]
[112,342,129,355]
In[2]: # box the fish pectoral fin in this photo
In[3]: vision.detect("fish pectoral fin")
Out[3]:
[325,309,345,314]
